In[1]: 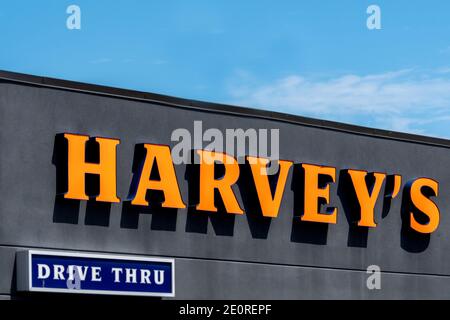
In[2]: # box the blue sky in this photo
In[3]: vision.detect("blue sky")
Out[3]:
[1,1,450,138]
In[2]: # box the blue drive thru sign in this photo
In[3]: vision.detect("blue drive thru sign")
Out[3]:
[16,250,175,297]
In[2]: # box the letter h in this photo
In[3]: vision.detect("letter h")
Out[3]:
[63,133,120,202]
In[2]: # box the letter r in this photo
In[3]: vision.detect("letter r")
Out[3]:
[64,133,120,202]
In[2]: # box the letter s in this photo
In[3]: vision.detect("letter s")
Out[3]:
[408,178,440,234]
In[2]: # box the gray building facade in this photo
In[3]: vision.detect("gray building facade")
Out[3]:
[0,70,449,299]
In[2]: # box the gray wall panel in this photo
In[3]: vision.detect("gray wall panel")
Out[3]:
[173,259,450,300]
[0,246,449,299]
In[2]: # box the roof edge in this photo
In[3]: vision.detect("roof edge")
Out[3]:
[1,69,449,148]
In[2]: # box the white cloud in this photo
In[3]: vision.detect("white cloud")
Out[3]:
[228,69,450,137]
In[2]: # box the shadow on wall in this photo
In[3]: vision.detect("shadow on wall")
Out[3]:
[400,182,430,253]
[184,153,236,237]
[338,170,430,252]
[52,134,82,225]
[120,144,178,231]
[337,170,369,248]
[237,160,273,239]
[52,137,431,252]
[52,136,179,231]
[290,164,328,245]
